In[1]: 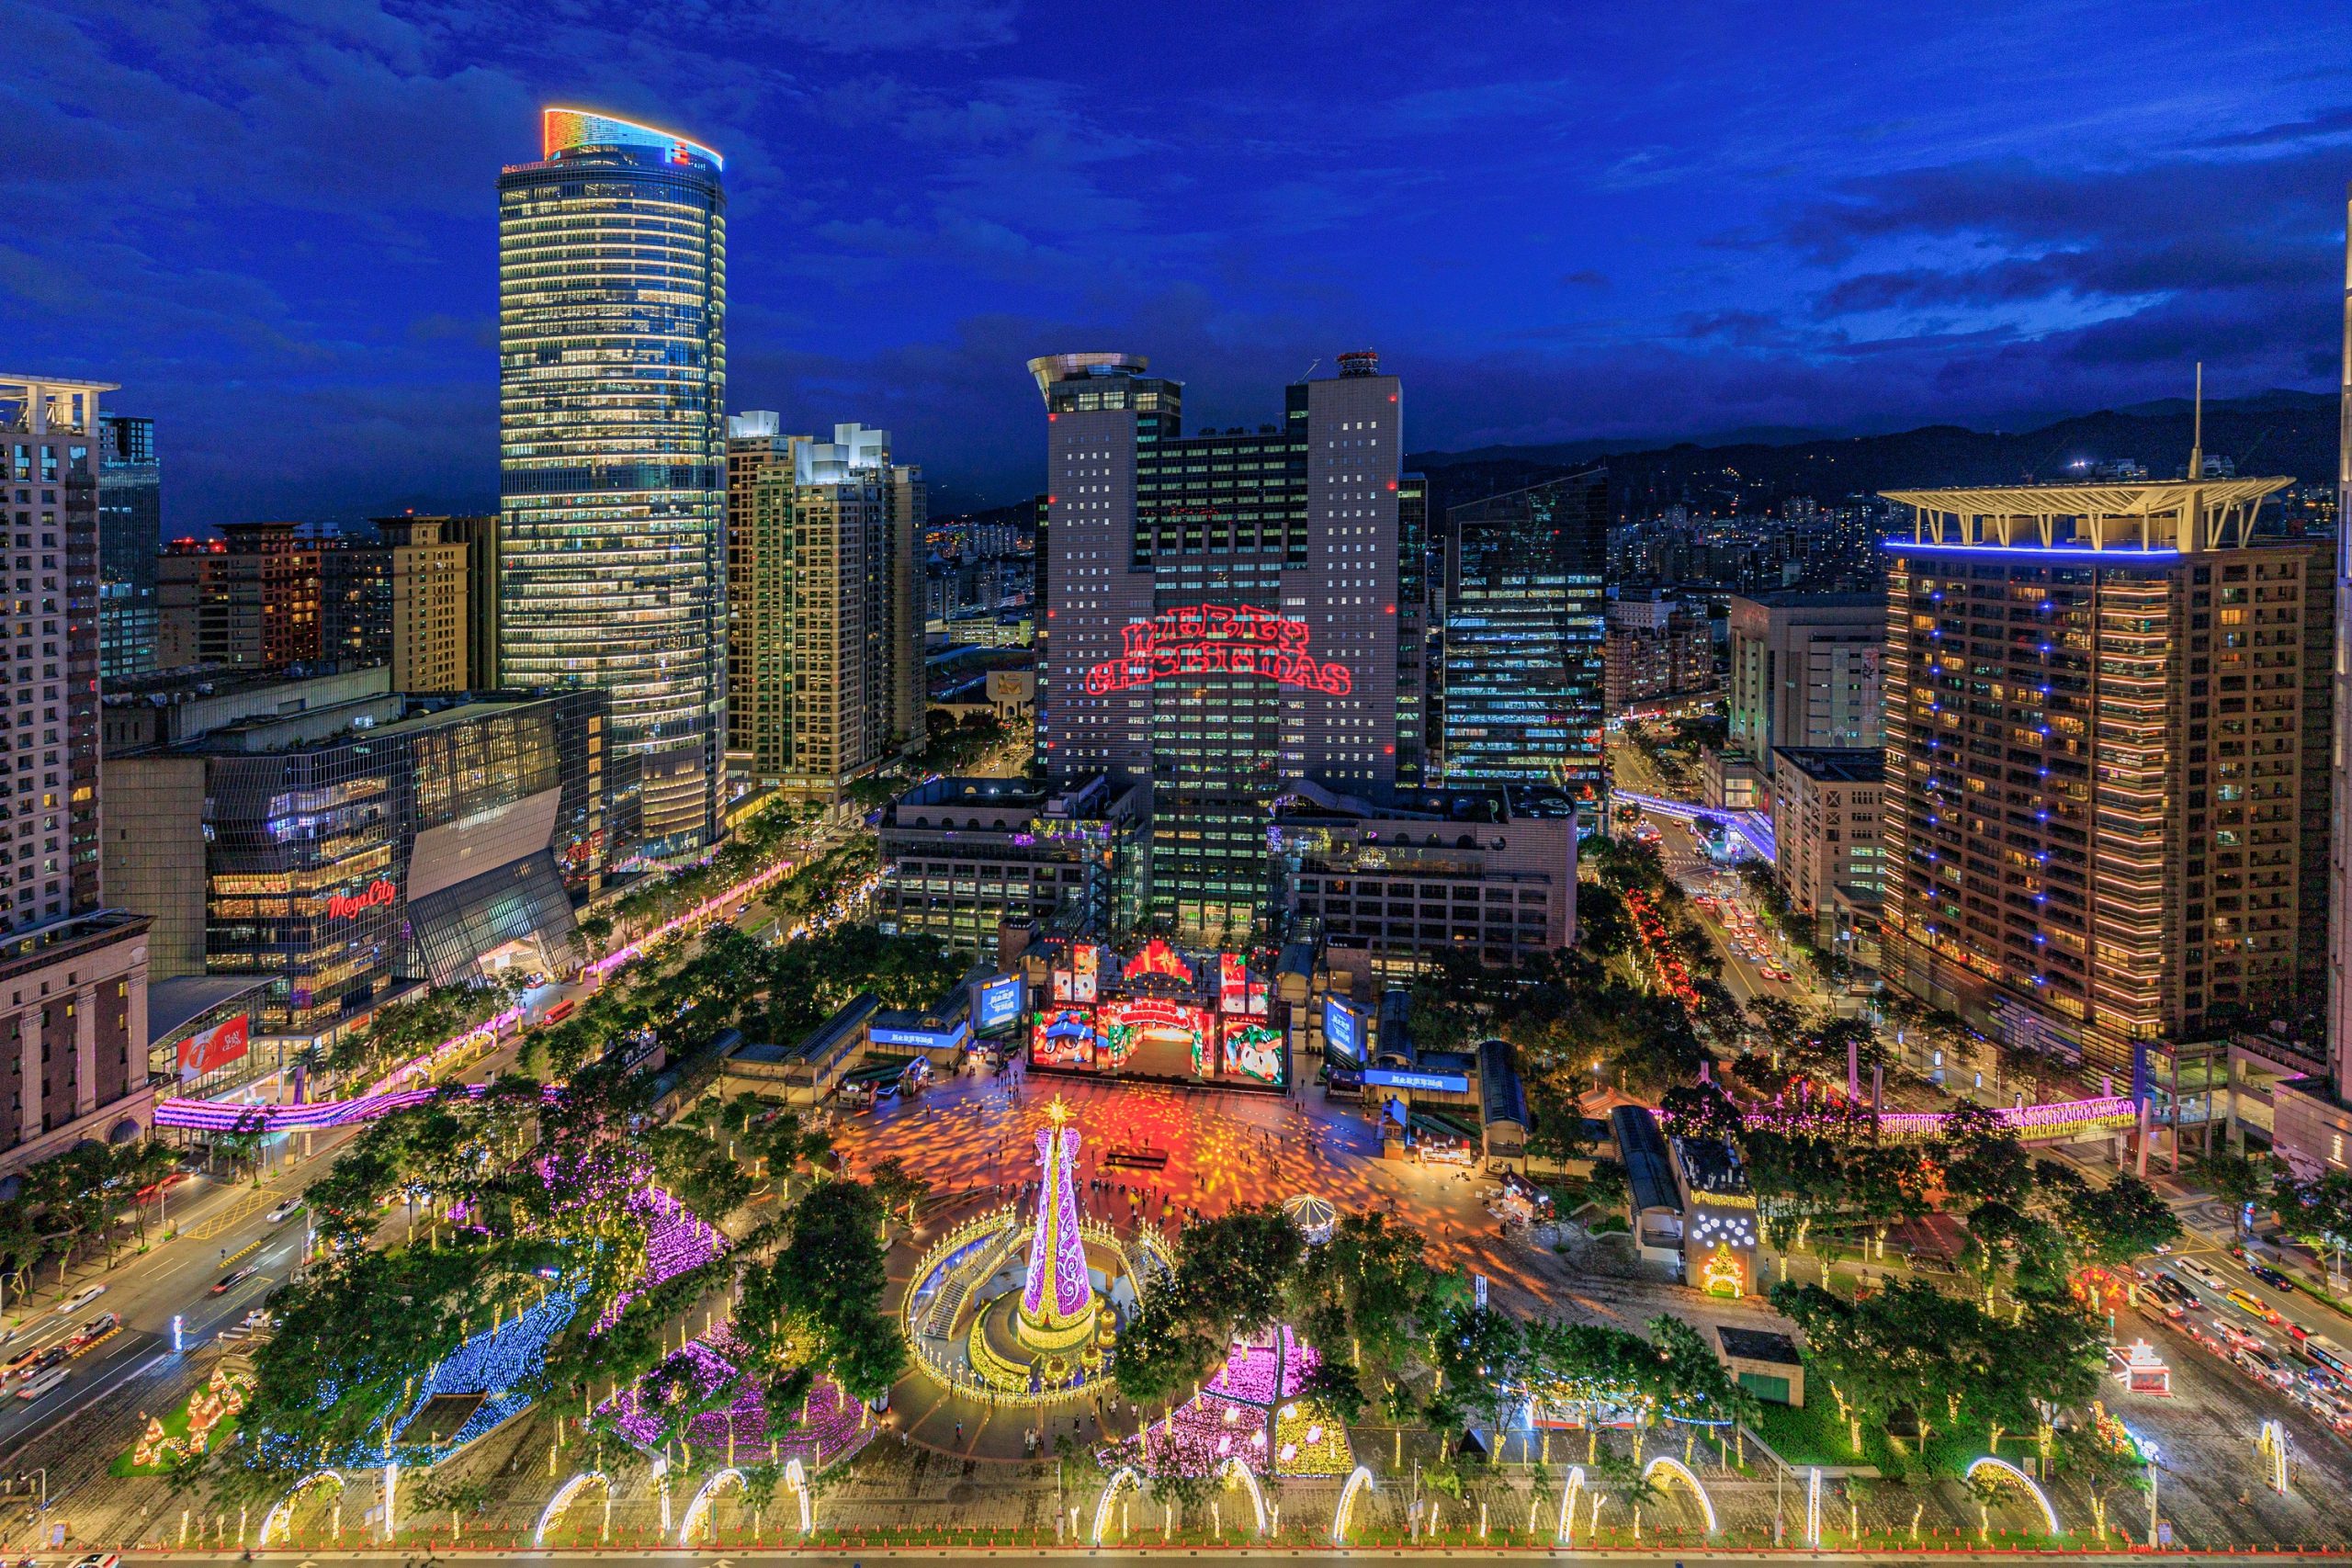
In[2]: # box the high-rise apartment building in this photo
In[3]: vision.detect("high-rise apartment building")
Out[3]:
[157,521,323,671]
[1438,471,1609,807]
[1725,592,1883,784]
[0,375,155,1171]
[498,107,727,854]
[724,417,924,799]
[371,517,470,692]
[1034,350,1402,944]
[1604,593,1714,712]
[1394,472,1436,788]
[96,413,159,682]
[1879,479,2330,1073]
[319,529,391,669]
[414,513,503,689]
[2302,199,2352,1172]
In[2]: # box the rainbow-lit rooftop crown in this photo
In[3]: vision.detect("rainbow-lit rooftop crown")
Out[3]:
[542,107,722,170]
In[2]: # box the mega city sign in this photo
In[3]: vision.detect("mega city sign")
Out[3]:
[1083,604,1354,696]
[326,878,398,919]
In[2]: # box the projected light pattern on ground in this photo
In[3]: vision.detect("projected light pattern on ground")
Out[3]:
[595,1187,728,1331]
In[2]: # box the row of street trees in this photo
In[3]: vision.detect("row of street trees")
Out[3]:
[0,1137,181,1317]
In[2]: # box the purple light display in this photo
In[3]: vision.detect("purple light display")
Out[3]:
[1022,1115,1090,1324]
[600,1326,875,1467]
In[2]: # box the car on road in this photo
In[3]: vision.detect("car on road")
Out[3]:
[69,1311,119,1346]
[210,1266,256,1295]
[2247,1261,2295,1292]
[266,1199,304,1224]
[16,1365,67,1402]
[2151,1273,2200,1310]
[53,1284,105,1315]
[2225,1287,2282,1325]
[68,1553,122,1568]
[0,1346,42,1381]
[2176,1257,2227,1292]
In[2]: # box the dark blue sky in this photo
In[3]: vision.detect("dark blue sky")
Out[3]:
[10,0,2350,528]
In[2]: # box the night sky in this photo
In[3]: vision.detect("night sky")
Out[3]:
[9,1,2349,530]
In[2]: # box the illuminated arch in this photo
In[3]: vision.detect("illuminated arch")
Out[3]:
[781,1456,813,1534]
[534,1471,610,1547]
[1554,1464,1588,1545]
[678,1467,744,1545]
[2257,1420,2290,1495]
[1218,1456,1268,1536]
[258,1469,344,1546]
[1641,1454,1718,1533]
[1330,1464,1376,1546]
[1091,1466,1142,1546]
[1965,1455,2061,1536]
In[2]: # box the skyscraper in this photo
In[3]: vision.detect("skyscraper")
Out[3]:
[1437,471,1609,807]
[723,417,923,800]
[156,521,323,671]
[0,374,155,1171]
[1879,478,2330,1073]
[1034,350,1401,943]
[498,107,727,854]
[96,413,158,682]
[1724,591,1884,781]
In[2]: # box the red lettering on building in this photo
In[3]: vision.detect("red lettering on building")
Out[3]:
[1083,603,1353,697]
[326,878,399,919]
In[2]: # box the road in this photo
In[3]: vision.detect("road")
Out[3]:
[0,1152,329,1465]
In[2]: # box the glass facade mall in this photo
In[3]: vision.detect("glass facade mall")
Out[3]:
[198,692,609,1034]
[497,109,727,855]
[1440,473,1609,807]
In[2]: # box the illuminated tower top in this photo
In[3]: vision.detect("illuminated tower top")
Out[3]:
[1019,1098,1097,1345]
[541,107,723,170]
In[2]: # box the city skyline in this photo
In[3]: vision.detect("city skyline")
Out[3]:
[10,3,2352,531]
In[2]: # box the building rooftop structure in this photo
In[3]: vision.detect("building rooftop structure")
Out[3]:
[1882,477,2292,555]
[1673,1134,1750,1199]
[1771,748,1884,785]
[146,976,272,1046]
[1610,1105,1681,1216]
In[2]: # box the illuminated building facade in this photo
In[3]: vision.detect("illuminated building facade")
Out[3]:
[1438,472,1608,807]
[96,413,159,682]
[1,375,157,1170]
[104,685,613,1040]
[498,108,727,853]
[1034,351,1402,943]
[1879,479,2332,1072]
[368,517,473,694]
[1725,591,1883,785]
[877,773,1147,955]
[724,417,923,798]
[158,522,323,671]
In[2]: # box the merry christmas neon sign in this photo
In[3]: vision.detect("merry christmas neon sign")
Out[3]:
[1082,604,1353,696]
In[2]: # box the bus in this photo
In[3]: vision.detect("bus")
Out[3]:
[2305,1334,2352,1387]
[539,998,576,1027]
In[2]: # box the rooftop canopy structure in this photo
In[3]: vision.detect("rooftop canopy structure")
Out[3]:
[1881,476,2291,558]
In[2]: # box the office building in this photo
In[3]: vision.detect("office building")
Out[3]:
[1879,479,2330,1072]
[158,521,324,671]
[1724,592,1883,785]
[96,413,159,682]
[1274,782,1578,973]
[498,107,727,854]
[1,374,157,1171]
[371,517,471,693]
[1438,471,1609,807]
[724,417,924,799]
[404,513,505,690]
[877,773,1148,954]
[1395,472,1435,787]
[103,681,615,1043]
[1034,350,1403,944]
[2290,208,2352,1175]
[1604,593,1713,711]
[1769,747,1884,938]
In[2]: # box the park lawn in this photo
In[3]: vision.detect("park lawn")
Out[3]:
[110,1395,233,1477]
[1753,1397,2007,1482]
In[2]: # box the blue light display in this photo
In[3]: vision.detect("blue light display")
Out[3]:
[1322,997,1363,1066]
[975,974,1024,1034]
[1363,1067,1470,1094]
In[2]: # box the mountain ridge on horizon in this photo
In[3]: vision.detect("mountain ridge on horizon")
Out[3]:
[1400,389,2335,517]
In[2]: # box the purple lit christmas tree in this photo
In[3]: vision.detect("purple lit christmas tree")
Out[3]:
[1016,1096,1098,1353]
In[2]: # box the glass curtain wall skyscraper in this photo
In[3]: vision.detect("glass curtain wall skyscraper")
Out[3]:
[497,107,727,854]
[1438,471,1608,808]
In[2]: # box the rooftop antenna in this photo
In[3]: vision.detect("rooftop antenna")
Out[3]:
[1299,358,1320,382]
[2188,361,2204,480]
